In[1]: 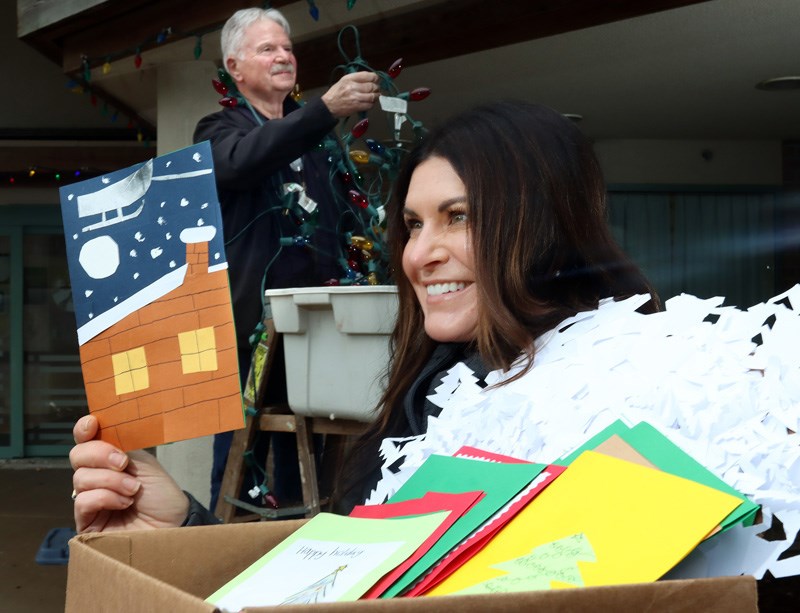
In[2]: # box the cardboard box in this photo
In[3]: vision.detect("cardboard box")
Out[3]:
[66,520,759,612]
[266,286,398,422]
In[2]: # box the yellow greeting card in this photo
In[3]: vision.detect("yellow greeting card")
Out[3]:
[429,450,742,596]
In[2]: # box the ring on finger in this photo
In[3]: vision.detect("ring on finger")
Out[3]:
[71,488,78,501]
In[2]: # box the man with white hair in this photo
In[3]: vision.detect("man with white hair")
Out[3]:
[194,7,379,513]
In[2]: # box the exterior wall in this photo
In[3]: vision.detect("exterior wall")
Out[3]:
[156,62,220,157]
[0,188,59,205]
[595,139,782,186]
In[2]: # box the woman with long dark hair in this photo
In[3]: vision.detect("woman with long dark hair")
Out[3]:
[336,100,658,510]
[69,100,657,529]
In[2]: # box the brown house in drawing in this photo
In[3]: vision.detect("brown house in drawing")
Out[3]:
[78,226,244,450]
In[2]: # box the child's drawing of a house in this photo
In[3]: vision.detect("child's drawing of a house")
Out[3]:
[60,141,244,450]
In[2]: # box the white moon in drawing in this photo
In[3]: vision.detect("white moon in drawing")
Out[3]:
[79,235,120,279]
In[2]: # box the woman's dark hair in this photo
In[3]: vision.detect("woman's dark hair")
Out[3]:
[335,100,659,510]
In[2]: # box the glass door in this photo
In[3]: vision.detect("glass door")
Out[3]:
[609,189,776,308]
[23,229,87,455]
[0,228,23,456]
[0,205,84,458]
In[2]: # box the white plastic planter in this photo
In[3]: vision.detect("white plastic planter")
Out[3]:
[265,286,398,422]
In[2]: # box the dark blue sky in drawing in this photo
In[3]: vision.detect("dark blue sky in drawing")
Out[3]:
[59,140,227,333]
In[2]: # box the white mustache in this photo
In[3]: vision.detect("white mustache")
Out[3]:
[270,63,295,75]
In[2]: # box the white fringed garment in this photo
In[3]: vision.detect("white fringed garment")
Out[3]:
[366,286,800,579]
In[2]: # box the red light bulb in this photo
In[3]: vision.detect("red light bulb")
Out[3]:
[219,97,238,108]
[211,79,228,96]
[409,87,430,102]
[348,189,369,209]
[388,58,403,79]
[350,118,369,139]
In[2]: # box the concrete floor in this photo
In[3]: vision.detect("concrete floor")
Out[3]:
[0,459,74,613]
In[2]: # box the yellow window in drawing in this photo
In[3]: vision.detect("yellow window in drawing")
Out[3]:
[111,347,149,395]
[178,327,218,374]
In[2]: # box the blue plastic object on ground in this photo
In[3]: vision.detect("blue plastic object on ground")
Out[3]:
[35,527,76,565]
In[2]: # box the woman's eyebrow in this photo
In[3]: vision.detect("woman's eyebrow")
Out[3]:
[437,196,467,212]
[403,196,467,216]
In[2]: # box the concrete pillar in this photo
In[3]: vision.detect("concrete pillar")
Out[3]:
[154,60,221,508]
[156,61,220,156]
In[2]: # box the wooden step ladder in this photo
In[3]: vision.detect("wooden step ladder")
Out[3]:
[215,319,367,523]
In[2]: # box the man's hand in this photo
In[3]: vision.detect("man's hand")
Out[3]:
[321,71,380,118]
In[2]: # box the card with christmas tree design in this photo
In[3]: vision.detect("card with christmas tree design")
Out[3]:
[427,450,743,596]
[206,511,450,609]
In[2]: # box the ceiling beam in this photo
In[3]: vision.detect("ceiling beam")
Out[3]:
[16,0,712,144]
[17,0,105,37]
[21,0,711,82]
[18,0,294,71]
[76,81,159,142]
[293,0,713,90]
[18,0,154,66]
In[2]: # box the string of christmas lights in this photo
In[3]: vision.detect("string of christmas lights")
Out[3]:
[323,25,430,286]
[2,167,105,187]
[62,2,363,149]
[210,24,431,288]
[73,1,358,79]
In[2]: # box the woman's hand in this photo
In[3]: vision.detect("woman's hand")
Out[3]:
[70,415,189,533]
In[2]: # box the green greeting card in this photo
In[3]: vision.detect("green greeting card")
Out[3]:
[558,420,759,530]
[382,454,546,597]
[207,511,449,609]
